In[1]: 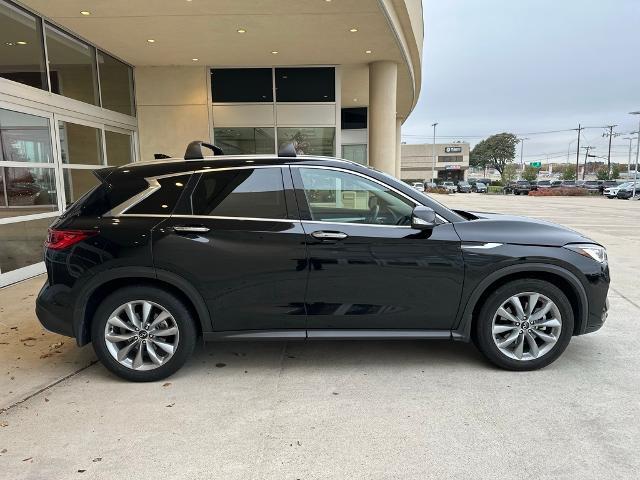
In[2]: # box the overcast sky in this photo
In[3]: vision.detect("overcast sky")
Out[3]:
[402,0,640,166]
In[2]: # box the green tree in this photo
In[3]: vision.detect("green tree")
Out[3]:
[596,167,609,180]
[502,163,518,184]
[562,164,577,180]
[470,133,519,177]
[522,165,539,182]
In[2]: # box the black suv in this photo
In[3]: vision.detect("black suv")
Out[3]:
[504,180,532,195]
[36,142,610,381]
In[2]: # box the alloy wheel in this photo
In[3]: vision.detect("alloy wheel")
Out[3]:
[104,300,180,370]
[491,292,562,361]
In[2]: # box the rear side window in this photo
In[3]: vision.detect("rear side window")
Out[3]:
[127,174,191,215]
[190,168,287,219]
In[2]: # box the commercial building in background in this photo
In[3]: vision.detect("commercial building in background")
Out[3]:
[401,143,470,183]
[0,0,423,286]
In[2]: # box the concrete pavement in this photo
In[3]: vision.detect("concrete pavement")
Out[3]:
[1,194,639,479]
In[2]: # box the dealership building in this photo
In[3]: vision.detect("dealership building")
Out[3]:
[400,143,470,183]
[0,0,423,286]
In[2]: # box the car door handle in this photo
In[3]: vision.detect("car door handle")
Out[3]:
[311,231,348,240]
[173,225,210,233]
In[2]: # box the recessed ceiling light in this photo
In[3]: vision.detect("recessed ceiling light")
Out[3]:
[147,39,155,43]
[271,50,278,54]
[80,11,90,16]
[16,41,27,45]
[349,28,358,33]
[365,50,372,54]
[5,42,14,46]
[237,28,246,33]
[353,98,358,102]
[192,58,199,61]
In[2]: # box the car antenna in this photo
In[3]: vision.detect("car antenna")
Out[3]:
[278,142,297,158]
[184,140,224,159]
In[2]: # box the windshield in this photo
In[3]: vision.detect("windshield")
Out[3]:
[476,182,485,187]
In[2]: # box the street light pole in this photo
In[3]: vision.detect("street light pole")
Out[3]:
[431,122,438,183]
[630,112,640,198]
[623,135,638,178]
[581,146,595,180]
[519,137,529,178]
[602,125,619,179]
[575,124,582,180]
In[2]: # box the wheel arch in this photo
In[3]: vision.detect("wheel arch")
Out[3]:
[73,267,212,346]
[453,263,588,342]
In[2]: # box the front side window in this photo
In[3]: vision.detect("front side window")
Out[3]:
[191,168,287,219]
[299,168,414,226]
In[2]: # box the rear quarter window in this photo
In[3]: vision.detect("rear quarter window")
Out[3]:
[126,174,192,215]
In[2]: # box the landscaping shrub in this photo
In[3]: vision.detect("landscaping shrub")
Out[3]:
[487,186,503,194]
[528,188,588,196]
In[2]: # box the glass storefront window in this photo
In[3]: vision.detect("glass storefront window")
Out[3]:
[0,108,53,164]
[211,68,273,103]
[98,50,135,116]
[1,166,57,218]
[213,127,275,155]
[105,130,133,166]
[277,127,335,156]
[0,216,53,274]
[58,121,103,165]
[62,168,99,207]
[342,144,367,165]
[275,68,335,102]
[0,1,47,90]
[45,23,99,106]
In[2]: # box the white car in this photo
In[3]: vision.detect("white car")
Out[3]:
[442,181,457,193]
[604,182,633,198]
[412,182,425,192]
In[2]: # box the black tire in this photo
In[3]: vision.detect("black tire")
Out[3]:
[91,286,197,382]
[474,279,574,371]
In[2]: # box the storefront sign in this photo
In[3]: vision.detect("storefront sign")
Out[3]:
[445,165,461,170]
[445,146,462,153]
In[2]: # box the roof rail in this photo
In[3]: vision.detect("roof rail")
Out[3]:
[154,153,172,159]
[278,142,297,158]
[184,140,224,160]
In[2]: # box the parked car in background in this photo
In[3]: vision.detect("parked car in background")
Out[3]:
[616,182,640,199]
[551,180,563,188]
[600,180,619,194]
[412,182,425,192]
[504,180,531,195]
[457,181,472,193]
[583,180,602,193]
[442,181,457,193]
[536,180,553,189]
[472,182,487,193]
[561,180,577,188]
[604,181,632,199]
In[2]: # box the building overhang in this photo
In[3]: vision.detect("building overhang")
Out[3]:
[18,0,423,120]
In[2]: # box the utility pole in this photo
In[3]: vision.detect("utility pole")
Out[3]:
[630,111,640,198]
[602,125,619,179]
[575,124,582,180]
[518,137,529,178]
[581,146,596,180]
[431,122,438,183]
[623,134,638,177]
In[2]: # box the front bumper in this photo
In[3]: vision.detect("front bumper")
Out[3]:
[584,297,609,334]
[35,282,75,338]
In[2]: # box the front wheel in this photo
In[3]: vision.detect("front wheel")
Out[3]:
[91,286,197,382]
[474,279,574,371]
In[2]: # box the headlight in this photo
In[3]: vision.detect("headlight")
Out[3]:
[564,243,607,263]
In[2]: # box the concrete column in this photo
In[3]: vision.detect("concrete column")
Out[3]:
[395,116,403,179]
[368,61,397,175]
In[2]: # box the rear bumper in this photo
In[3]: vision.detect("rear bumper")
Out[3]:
[35,282,75,338]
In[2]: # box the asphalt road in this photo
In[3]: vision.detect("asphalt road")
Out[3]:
[1,194,639,479]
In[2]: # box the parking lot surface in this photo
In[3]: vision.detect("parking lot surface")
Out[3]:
[1,194,639,479]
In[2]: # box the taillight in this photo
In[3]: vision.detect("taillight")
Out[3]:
[45,228,97,250]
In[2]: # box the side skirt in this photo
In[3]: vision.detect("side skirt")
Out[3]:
[203,329,454,341]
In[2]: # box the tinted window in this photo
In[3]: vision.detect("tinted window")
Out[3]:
[299,168,413,226]
[127,175,190,215]
[105,130,133,166]
[213,127,275,155]
[275,67,335,102]
[341,108,367,129]
[277,127,335,156]
[45,24,99,105]
[98,50,135,116]
[0,1,47,90]
[191,168,286,219]
[211,68,273,102]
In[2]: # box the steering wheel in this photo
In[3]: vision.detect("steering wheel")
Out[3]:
[366,203,380,224]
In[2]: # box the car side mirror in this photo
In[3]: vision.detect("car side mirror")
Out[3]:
[411,206,437,229]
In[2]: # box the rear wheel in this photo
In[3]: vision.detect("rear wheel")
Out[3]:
[91,286,197,382]
[474,279,573,371]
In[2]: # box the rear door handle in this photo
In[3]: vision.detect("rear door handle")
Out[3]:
[173,225,210,233]
[311,231,348,240]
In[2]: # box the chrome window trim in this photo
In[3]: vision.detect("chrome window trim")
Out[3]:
[303,220,411,229]
[291,164,449,225]
[171,214,296,223]
[103,178,160,217]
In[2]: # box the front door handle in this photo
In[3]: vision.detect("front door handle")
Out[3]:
[311,230,348,240]
[174,225,210,233]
